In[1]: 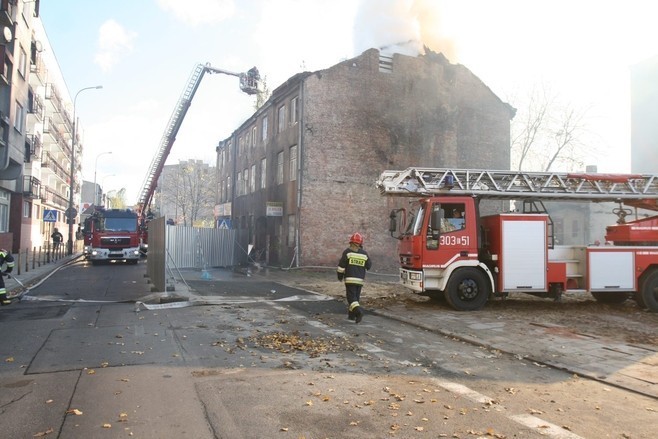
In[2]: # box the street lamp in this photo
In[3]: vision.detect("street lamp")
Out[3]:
[67,85,103,255]
[93,151,112,205]
[101,174,115,207]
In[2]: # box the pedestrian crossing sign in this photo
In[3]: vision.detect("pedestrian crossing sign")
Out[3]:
[44,209,57,222]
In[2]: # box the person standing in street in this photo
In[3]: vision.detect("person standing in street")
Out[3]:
[0,248,15,305]
[337,232,372,323]
[51,228,63,251]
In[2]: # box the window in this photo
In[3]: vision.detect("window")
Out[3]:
[227,176,231,198]
[276,151,284,184]
[244,168,249,194]
[227,141,232,162]
[278,105,286,133]
[260,158,267,189]
[571,219,580,238]
[14,101,24,132]
[220,180,224,202]
[0,190,9,232]
[250,164,256,193]
[252,126,257,147]
[18,46,27,78]
[290,97,299,124]
[23,201,30,218]
[262,116,268,141]
[287,214,296,247]
[289,145,297,181]
[236,171,242,195]
[238,136,243,157]
[245,131,250,151]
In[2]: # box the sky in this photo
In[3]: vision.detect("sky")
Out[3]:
[38,0,658,204]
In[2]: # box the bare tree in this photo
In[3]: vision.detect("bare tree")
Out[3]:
[106,188,127,209]
[161,160,216,227]
[510,84,592,172]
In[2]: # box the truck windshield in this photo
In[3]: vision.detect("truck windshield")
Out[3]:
[101,218,137,232]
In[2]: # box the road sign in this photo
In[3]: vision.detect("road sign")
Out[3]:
[218,219,231,229]
[43,210,57,222]
[65,207,78,218]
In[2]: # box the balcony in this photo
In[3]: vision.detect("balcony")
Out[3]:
[41,187,68,209]
[22,176,41,199]
[43,117,71,156]
[41,151,70,182]
[25,133,42,161]
[28,91,44,120]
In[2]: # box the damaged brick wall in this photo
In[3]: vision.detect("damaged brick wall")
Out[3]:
[299,48,514,271]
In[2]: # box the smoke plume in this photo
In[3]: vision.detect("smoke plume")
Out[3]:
[353,0,456,59]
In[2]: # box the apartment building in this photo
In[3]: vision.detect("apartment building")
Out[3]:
[217,48,515,270]
[0,1,82,253]
[631,54,658,174]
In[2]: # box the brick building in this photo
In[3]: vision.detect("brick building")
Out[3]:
[216,48,515,271]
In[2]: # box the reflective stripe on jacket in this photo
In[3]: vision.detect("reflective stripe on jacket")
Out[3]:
[337,247,371,284]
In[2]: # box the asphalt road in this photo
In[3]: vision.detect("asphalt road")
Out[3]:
[0,259,655,438]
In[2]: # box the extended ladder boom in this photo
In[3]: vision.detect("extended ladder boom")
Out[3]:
[377,167,658,208]
[137,63,260,211]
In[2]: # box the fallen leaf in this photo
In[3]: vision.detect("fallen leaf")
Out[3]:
[102,423,112,428]
[87,369,96,375]
[305,400,313,406]
[349,421,359,426]
[32,427,54,437]
[45,399,53,404]
[66,409,83,416]
[414,426,424,431]
[5,357,14,363]
[280,427,288,432]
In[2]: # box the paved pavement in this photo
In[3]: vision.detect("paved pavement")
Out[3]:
[372,302,658,400]
[6,260,658,400]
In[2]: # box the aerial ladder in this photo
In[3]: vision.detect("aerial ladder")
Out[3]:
[376,167,658,312]
[377,167,658,205]
[137,63,260,216]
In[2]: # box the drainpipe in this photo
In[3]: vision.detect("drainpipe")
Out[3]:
[294,80,304,268]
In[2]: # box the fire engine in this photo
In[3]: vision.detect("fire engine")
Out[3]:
[82,207,141,265]
[377,167,658,312]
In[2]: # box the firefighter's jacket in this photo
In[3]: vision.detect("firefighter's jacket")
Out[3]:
[337,247,371,285]
[0,249,14,273]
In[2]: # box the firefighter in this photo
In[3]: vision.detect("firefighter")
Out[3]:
[337,232,372,323]
[0,248,15,306]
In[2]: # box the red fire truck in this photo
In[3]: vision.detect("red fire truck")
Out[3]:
[82,207,141,265]
[377,167,658,312]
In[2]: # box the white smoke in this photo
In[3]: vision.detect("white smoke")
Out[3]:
[353,0,456,59]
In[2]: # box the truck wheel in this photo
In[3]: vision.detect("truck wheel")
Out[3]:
[591,292,630,304]
[444,268,490,311]
[639,270,658,312]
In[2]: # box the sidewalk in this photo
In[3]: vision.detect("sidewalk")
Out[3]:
[372,303,658,399]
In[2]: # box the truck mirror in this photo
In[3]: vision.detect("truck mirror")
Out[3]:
[430,209,442,231]
[389,210,397,233]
